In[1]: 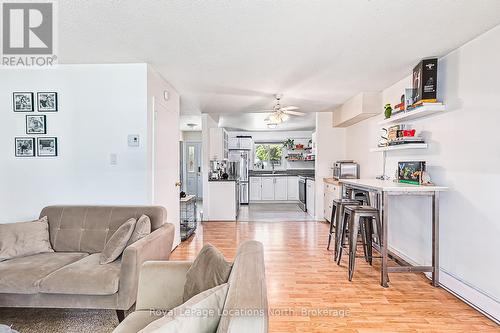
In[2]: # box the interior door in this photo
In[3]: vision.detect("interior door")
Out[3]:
[185,141,202,197]
[152,96,180,247]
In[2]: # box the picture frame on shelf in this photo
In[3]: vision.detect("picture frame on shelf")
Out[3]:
[15,137,36,157]
[13,92,34,112]
[37,92,58,112]
[26,115,47,134]
[37,137,58,157]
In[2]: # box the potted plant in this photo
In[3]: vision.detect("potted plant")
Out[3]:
[282,139,294,150]
[384,103,393,119]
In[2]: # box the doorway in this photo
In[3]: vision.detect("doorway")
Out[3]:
[183,141,202,198]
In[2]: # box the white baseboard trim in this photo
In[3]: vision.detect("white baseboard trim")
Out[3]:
[388,246,499,324]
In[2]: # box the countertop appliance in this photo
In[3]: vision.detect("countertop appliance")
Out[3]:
[333,160,359,180]
[298,176,307,212]
[229,151,250,205]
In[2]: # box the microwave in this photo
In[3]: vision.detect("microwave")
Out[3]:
[333,161,359,180]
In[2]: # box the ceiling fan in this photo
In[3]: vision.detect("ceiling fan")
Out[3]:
[256,94,305,126]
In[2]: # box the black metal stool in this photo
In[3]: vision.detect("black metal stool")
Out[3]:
[326,198,359,253]
[336,205,382,281]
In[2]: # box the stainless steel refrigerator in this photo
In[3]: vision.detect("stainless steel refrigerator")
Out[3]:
[229,151,250,204]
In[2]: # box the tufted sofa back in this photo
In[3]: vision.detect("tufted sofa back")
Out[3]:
[39,205,167,253]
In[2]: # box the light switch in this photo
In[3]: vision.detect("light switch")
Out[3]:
[128,135,140,147]
[110,153,118,165]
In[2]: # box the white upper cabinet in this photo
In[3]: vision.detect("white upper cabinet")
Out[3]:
[228,137,239,150]
[274,177,288,200]
[209,128,228,160]
[287,176,299,200]
[228,137,253,150]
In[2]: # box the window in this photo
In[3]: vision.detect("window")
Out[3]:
[254,143,283,169]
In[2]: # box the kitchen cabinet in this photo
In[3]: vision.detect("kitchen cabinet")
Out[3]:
[250,177,262,201]
[287,176,299,200]
[207,181,237,221]
[323,182,341,222]
[209,128,228,160]
[228,137,253,150]
[261,177,275,200]
[274,177,288,200]
[306,179,315,217]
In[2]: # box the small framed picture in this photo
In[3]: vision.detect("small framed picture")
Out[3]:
[15,137,36,157]
[37,137,58,157]
[26,115,47,134]
[37,92,58,112]
[13,92,34,112]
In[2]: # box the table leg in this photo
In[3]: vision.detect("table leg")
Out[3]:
[381,192,389,288]
[432,192,440,287]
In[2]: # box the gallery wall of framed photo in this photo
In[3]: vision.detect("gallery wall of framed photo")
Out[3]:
[13,92,58,157]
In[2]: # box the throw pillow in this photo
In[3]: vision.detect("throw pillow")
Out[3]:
[183,244,232,302]
[139,283,229,333]
[99,218,136,264]
[0,216,53,262]
[126,214,151,246]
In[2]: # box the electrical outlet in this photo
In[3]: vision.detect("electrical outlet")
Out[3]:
[110,153,117,165]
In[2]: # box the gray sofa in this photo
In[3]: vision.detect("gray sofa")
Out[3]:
[0,205,175,320]
[113,240,268,333]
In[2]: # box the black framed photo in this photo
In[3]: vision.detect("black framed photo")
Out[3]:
[37,92,58,112]
[13,92,34,112]
[26,115,47,134]
[37,137,58,157]
[15,137,36,157]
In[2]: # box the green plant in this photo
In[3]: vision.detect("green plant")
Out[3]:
[282,138,294,150]
[384,103,393,119]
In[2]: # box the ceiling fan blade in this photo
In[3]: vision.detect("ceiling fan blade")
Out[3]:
[247,109,275,113]
[281,106,300,111]
[284,110,306,116]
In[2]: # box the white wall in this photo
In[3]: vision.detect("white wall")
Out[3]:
[0,64,149,222]
[181,131,202,141]
[201,114,219,220]
[315,112,346,219]
[344,25,500,319]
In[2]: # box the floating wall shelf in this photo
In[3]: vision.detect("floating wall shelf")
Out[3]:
[370,143,428,152]
[378,104,446,125]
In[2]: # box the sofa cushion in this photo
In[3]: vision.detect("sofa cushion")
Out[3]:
[100,218,136,265]
[216,240,268,333]
[40,206,167,253]
[183,244,232,302]
[0,252,88,294]
[39,253,121,295]
[0,216,54,262]
[113,310,162,333]
[140,283,229,333]
[127,215,151,247]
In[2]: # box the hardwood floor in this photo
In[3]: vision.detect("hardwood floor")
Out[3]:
[171,221,499,333]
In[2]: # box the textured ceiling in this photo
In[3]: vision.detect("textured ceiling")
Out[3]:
[58,0,500,119]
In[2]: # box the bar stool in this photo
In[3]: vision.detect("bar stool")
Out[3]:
[327,198,360,253]
[353,189,371,206]
[336,205,382,281]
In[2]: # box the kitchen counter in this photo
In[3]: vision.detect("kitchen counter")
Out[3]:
[339,178,448,192]
[208,177,237,182]
[323,177,341,185]
[249,169,315,178]
[338,178,447,288]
